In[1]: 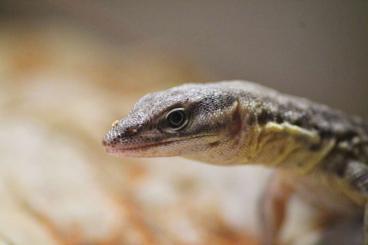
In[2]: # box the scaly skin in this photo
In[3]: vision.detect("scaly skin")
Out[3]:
[103,81,368,244]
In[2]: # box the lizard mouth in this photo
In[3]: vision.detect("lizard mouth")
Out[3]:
[105,139,177,154]
[104,134,214,156]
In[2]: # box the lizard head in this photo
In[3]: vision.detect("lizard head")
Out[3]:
[103,83,245,161]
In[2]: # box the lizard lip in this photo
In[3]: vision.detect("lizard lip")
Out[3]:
[103,134,213,155]
[104,139,177,154]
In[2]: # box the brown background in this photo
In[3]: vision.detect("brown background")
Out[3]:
[2,0,367,117]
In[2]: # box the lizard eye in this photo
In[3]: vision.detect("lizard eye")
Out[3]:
[165,108,188,131]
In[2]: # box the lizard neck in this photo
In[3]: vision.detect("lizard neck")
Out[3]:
[185,120,335,175]
[239,121,336,175]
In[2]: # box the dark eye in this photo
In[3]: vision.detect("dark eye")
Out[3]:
[165,108,188,131]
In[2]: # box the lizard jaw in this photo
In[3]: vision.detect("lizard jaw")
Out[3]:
[104,139,178,157]
[103,134,216,158]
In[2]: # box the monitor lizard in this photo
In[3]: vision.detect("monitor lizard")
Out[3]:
[102,80,368,244]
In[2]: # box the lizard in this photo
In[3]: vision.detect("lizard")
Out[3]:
[102,80,368,244]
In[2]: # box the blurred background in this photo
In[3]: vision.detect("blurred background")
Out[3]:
[0,1,367,244]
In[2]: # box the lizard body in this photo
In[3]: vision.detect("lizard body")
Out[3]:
[103,81,368,244]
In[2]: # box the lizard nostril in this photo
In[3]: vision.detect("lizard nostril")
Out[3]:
[125,127,138,136]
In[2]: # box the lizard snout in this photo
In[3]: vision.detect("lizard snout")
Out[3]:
[102,125,140,147]
[102,128,119,147]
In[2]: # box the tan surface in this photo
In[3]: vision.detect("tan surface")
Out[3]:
[0,24,267,244]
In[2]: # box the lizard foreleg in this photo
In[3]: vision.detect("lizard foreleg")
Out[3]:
[259,172,294,245]
[342,160,368,245]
